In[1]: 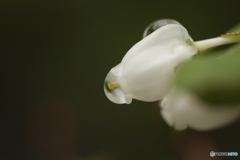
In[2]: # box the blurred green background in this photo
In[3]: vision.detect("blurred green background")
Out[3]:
[1,0,240,160]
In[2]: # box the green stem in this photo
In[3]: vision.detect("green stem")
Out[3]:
[195,36,240,52]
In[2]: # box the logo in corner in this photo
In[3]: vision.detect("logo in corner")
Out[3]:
[210,151,215,157]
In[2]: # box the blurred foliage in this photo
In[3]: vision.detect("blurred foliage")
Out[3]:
[227,23,240,33]
[175,24,240,105]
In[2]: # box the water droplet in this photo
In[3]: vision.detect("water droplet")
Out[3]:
[104,66,132,104]
[143,19,181,38]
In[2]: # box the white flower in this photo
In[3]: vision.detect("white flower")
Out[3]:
[160,90,240,131]
[104,19,240,131]
[104,20,198,104]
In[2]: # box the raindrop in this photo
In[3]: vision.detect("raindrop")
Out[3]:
[143,19,181,38]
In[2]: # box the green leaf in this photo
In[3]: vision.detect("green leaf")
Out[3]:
[221,23,240,39]
[220,23,240,40]
[175,44,240,106]
[227,23,240,33]
[221,32,240,39]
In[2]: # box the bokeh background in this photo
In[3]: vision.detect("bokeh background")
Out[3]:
[1,0,240,160]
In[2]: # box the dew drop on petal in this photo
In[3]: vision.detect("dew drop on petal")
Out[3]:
[104,67,132,104]
[143,19,181,38]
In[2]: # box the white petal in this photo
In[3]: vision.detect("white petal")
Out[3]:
[160,90,240,131]
[122,24,193,64]
[104,65,132,104]
[104,23,197,104]
[118,24,197,102]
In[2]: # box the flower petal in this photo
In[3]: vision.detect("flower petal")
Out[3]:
[160,90,240,131]
[118,24,197,101]
[104,23,198,104]
[104,65,132,104]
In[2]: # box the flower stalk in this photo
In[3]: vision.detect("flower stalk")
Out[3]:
[195,33,240,52]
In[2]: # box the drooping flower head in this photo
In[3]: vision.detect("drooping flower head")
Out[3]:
[104,19,240,131]
[104,19,198,104]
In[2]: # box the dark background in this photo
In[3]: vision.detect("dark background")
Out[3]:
[1,0,240,160]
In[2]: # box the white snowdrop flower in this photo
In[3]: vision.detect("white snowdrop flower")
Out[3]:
[104,19,240,105]
[160,90,240,131]
[104,19,198,104]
